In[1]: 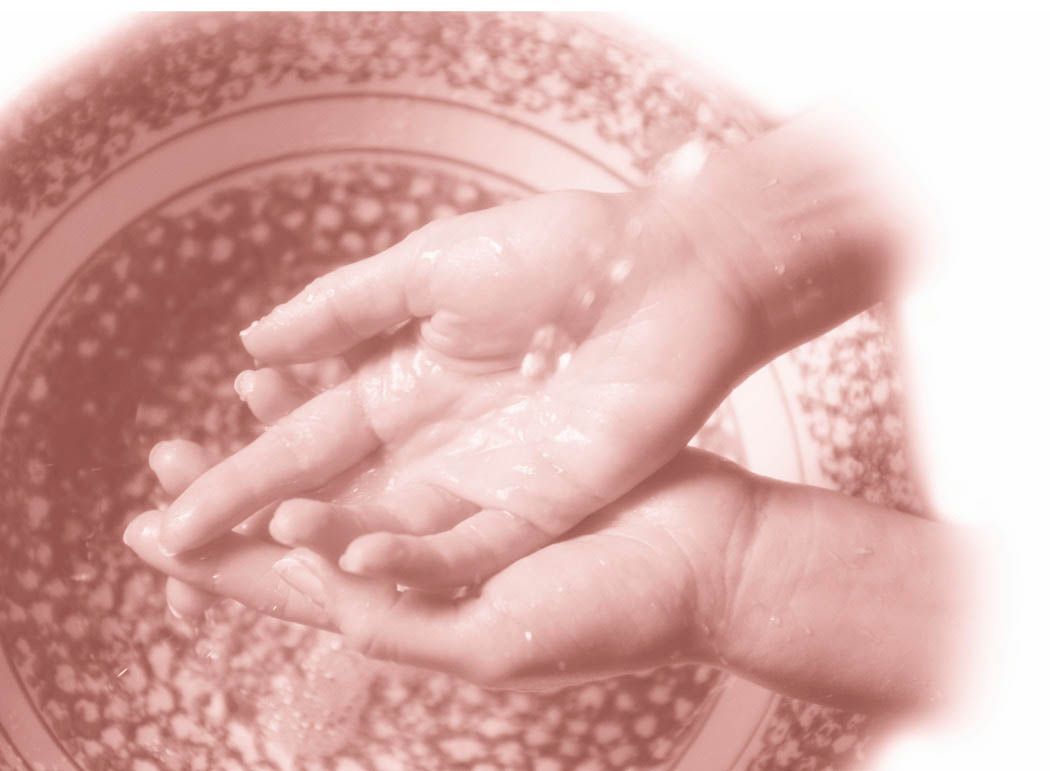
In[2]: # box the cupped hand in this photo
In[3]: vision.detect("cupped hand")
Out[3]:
[155,188,762,590]
[127,436,758,689]
[134,352,967,713]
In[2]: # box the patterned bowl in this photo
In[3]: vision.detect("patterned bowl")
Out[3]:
[0,12,919,771]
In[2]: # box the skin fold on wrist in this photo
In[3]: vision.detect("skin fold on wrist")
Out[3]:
[647,110,914,369]
[705,464,975,716]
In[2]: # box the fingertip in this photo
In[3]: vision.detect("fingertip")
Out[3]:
[147,441,171,474]
[149,439,211,497]
[123,510,163,550]
[267,513,294,546]
[268,498,334,548]
[233,369,256,402]
[165,578,214,621]
[337,547,366,575]
[238,318,260,344]
[237,367,309,425]
[239,311,286,362]
[149,438,205,470]
[338,533,403,576]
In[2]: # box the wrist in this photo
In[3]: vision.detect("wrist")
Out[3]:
[649,111,914,363]
[714,473,975,714]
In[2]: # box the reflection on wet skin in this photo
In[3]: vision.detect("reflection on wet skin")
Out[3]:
[0,161,737,768]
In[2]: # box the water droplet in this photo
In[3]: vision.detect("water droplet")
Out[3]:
[609,259,633,284]
[791,232,802,242]
[769,614,782,627]
[520,352,545,378]
[773,263,786,276]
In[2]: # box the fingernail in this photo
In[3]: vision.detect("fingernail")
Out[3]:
[233,370,255,401]
[122,519,137,547]
[274,555,327,610]
[167,599,185,620]
[239,319,260,339]
[123,512,159,548]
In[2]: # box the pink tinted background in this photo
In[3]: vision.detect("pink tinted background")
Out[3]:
[2,9,1048,771]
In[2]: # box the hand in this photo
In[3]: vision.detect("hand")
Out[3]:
[156,187,763,589]
[128,439,755,689]
[130,363,970,709]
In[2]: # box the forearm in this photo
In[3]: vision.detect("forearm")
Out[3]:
[652,110,915,366]
[716,473,976,715]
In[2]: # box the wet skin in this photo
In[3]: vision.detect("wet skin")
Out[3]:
[128,366,969,710]
[127,115,966,710]
[128,364,759,690]
[153,188,764,590]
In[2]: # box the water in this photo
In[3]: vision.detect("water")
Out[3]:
[519,323,577,381]
[0,158,735,770]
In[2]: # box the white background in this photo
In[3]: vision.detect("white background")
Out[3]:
[2,7,1048,770]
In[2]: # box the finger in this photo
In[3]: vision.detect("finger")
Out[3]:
[338,509,552,590]
[148,440,220,619]
[170,504,279,618]
[268,487,473,561]
[165,577,216,620]
[267,499,363,561]
[273,548,485,679]
[149,439,212,497]
[159,380,379,554]
[234,368,313,425]
[152,437,282,540]
[240,240,421,364]
[124,511,333,630]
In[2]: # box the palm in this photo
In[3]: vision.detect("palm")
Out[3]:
[130,443,749,687]
[159,189,754,588]
[451,450,748,689]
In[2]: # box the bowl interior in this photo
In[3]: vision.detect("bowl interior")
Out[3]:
[0,13,902,771]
